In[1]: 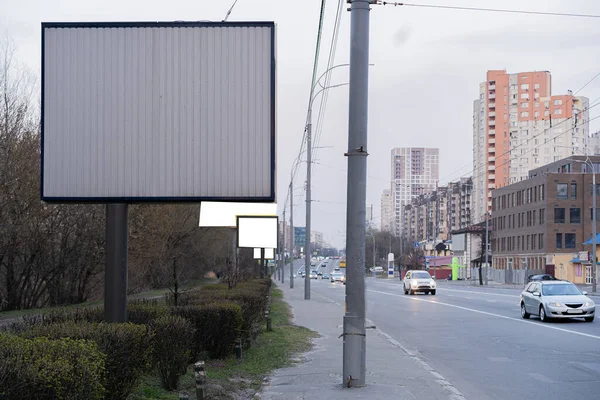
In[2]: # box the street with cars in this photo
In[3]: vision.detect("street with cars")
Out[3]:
[283,261,600,400]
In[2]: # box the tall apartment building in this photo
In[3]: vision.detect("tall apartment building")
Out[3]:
[380,189,394,232]
[473,70,592,224]
[391,147,439,237]
[447,177,473,233]
[402,178,472,243]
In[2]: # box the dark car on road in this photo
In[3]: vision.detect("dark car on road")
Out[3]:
[527,274,558,282]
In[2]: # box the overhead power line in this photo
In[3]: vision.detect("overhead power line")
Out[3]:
[222,0,240,22]
[376,2,600,18]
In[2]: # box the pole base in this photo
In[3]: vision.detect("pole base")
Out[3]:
[342,315,366,387]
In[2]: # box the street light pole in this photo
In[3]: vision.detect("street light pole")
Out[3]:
[305,108,312,300]
[592,163,597,292]
[290,181,294,289]
[485,210,489,285]
[343,0,370,388]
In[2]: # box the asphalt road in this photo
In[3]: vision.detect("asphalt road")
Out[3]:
[281,262,600,400]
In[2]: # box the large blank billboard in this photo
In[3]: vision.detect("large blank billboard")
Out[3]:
[41,22,275,202]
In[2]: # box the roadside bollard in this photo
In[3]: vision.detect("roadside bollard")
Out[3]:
[265,310,272,332]
[179,393,189,400]
[194,361,205,400]
[234,338,243,360]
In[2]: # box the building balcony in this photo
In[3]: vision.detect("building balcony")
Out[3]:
[488,138,495,144]
[488,173,495,179]
[488,183,496,189]
[488,147,495,153]
[488,165,495,171]
[489,84,496,90]
[489,112,496,117]
[489,102,496,109]
[489,93,496,100]
[488,120,496,127]
[489,129,496,135]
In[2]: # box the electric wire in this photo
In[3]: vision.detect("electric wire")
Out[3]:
[376,2,600,19]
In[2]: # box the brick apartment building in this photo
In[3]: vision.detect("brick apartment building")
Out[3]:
[491,155,600,283]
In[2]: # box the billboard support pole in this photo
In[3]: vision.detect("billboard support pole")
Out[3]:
[105,204,128,323]
[260,248,265,279]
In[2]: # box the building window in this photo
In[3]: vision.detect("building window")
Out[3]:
[554,208,565,223]
[570,208,581,223]
[570,183,577,199]
[520,111,529,118]
[540,185,545,200]
[590,208,600,220]
[540,208,545,224]
[565,233,576,249]
[591,184,600,197]
[556,233,563,249]
[557,183,568,199]
[521,102,529,108]
[554,99,563,106]
[553,109,563,115]
[521,83,529,90]
[534,83,540,90]
[539,233,544,249]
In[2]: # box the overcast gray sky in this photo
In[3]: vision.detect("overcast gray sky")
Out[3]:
[3,0,600,248]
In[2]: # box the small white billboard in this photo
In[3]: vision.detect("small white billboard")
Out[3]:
[199,202,277,228]
[254,248,275,259]
[237,216,278,249]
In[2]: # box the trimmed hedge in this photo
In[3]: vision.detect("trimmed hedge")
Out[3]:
[0,334,105,400]
[173,302,242,360]
[150,315,195,390]
[20,322,152,400]
[127,301,169,325]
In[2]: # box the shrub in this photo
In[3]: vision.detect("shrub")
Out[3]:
[0,334,105,400]
[173,302,242,359]
[21,322,152,400]
[150,315,195,390]
[180,287,268,343]
[127,301,169,325]
[200,284,229,291]
[7,307,104,332]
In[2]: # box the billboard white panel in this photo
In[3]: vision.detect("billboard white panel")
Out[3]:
[42,22,275,202]
[199,201,277,227]
[254,248,274,259]
[451,234,466,252]
[237,216,278,249]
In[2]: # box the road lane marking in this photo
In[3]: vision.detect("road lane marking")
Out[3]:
[367,289,600,341]
[371,280,521,298]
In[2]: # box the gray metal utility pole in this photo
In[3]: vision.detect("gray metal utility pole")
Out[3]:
[105,204,128,323]
[290,181,295,289]
[592,167,597,292]
[343,0,370,388]
[485,211,489,285]
[305,110,312,300]
[282,208,286,284]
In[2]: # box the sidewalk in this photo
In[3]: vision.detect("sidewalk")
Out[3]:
[260,281,464,400]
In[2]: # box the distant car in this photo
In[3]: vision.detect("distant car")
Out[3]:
[330,272,345,284]
[403,270,436,295]
[520,280,595,322]
[309,270,319,279]
[322,273,331,280]
[527,274,558,282]
[370,266,384,273]
[317,271,323,276]
[334,267,341,271]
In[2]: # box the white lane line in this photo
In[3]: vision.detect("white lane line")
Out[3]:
[367,289,600,341]
[436,288,519,299]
